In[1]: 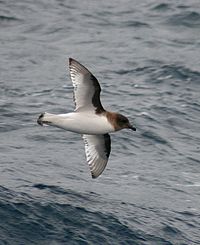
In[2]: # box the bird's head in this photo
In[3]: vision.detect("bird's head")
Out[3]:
[115,113,136,131]
[106,112,136,132]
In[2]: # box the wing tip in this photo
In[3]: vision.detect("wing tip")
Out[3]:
[91,172,101,179]
[69,57,84,70]
[69,57,74,65]
[90,162,108,179]
[91,173,98,179]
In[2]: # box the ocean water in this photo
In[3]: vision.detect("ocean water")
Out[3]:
[0,0,200,244]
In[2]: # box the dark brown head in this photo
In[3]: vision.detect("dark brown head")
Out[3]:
[115,114,136,131]
[106,112,136,131]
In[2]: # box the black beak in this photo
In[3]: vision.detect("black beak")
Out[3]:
[128,125,136,131]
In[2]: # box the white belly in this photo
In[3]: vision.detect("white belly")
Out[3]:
[43,112,114,135]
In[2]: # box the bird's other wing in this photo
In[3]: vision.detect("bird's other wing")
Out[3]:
[82,134,111,178]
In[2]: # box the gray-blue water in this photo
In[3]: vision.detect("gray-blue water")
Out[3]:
[0,0,200,244]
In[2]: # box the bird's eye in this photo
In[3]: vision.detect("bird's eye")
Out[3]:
[121,118,127,123]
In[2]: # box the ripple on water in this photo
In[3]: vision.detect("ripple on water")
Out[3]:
[166,11,200,28]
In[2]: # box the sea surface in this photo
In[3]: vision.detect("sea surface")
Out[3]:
[0,0,200,244]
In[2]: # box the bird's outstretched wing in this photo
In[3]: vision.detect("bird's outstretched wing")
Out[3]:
[82,134,111,178]
[69,58,104,114]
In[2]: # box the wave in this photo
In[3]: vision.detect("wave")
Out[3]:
[0,185,145,245]
[166,11,200,28]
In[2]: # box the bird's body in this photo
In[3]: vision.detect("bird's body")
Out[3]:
[37,58,136,178]
[40,111,114,135]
